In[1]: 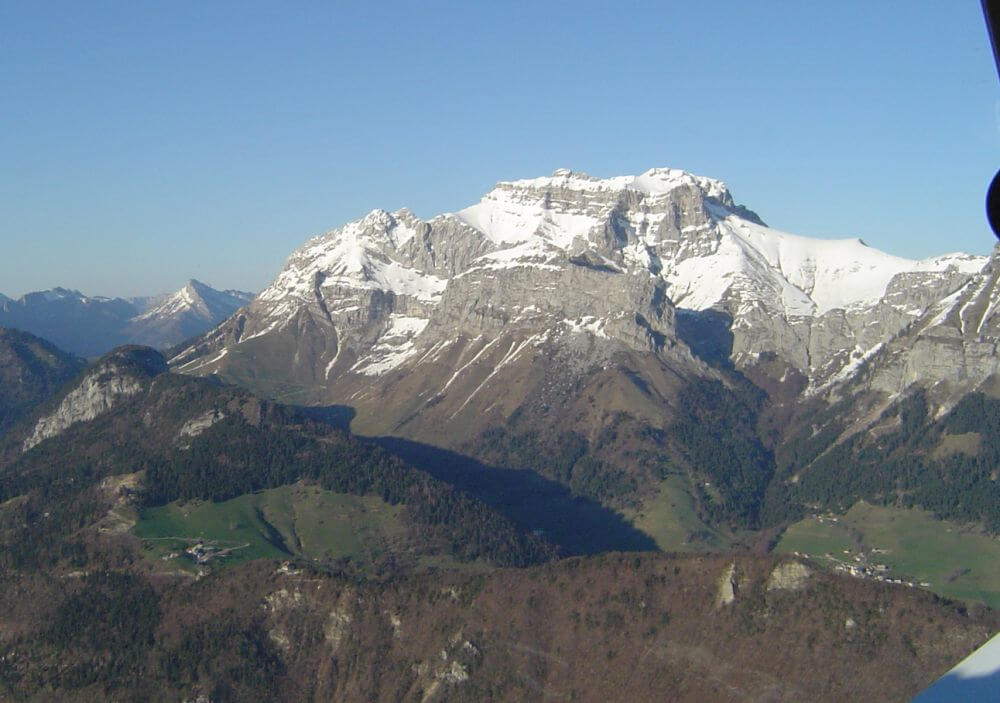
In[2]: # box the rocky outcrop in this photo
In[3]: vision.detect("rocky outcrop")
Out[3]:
[24,374,142,452]
[766,561,812,591]
[242,553,994,703]
[872,250,1000,395]
[175,408,226,448]
[22,346,167,452]
[807,246,1000,413]
[716,561,739,607]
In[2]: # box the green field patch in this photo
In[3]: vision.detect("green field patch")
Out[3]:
[777,517,857,558]
[133,483,406,571]
[777,501,1000,609]
[931,432,982,460]
[627,473,728,552]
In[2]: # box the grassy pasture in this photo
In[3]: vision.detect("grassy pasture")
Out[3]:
[133,482,405,571]
[627,473,728,552]
[777,501,1000,609]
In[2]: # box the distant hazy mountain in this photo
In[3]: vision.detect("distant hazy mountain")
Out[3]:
[0,280,252,357]
[125,280,254,349]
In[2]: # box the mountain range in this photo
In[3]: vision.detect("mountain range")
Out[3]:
[3,166,1000,699]
[0,280,252,357]
[171,167,987,398]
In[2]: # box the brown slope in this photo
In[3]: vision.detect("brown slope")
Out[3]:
[0,327,84,436]
[215,553,1000,702]
[6,552,990,702]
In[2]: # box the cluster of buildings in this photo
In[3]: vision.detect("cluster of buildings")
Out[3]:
[158,541,227,564]
[791,548,930,589]
[184,542,223,564]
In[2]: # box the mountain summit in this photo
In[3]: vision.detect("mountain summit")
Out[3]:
[126,279,253,348]
[172,166,986,400]
[169,167,997,536]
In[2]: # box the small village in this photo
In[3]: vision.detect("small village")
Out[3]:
[791,522,931,591]
[791,547,930,589]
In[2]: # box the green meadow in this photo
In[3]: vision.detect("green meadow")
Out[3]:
[777,501,1000,609]
[628,473,729,552]
[133,482,406,571]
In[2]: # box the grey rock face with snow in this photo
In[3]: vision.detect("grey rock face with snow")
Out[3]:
[171,168,993,434]
[829,246,1000,403]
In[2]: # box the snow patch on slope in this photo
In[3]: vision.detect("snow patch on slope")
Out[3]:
[454,192,598,248]
[669,207,986,316]
[808,343,885,396]
[259,211,446,307]
[351,314,430,376]
[562,316,609,338]
[726,216,980,314]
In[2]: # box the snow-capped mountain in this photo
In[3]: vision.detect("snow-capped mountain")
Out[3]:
[164,166,1000,535]
[125,280,253,348]
[0,281,253,356]
[173,168,987,403]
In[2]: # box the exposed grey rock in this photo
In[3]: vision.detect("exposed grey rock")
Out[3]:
[175,408,226,448]
[716,561,738,607]
[22,347,167,452]
[767,562,812,591]
[168,167,991,447]
[817,246,1000,406]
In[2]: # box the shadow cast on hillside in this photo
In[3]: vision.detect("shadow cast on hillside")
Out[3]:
[676,308,734,368]
[371,435,658,557]
[297,404,356,431]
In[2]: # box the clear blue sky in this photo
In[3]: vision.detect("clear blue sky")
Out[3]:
[2,1,999,297]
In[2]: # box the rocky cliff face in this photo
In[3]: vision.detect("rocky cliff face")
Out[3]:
[170,170,731,444]
[172,167,989,422]
[855,246,1000,399]
[22,346,167,452]
[167,168,997,529]
[786,245,1000,444]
